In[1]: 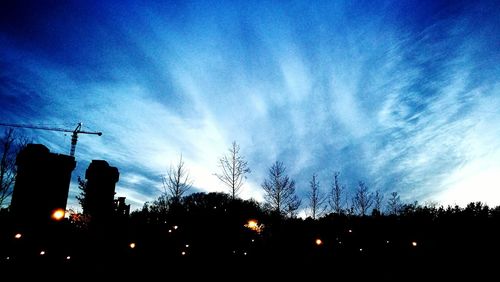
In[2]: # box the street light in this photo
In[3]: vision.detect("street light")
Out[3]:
[51,208,65,221]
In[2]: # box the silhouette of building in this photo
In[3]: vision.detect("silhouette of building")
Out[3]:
[85,160,119,222]
[114,197,130,217]
[10,144,76,223]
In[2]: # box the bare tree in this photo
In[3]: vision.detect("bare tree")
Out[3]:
[306,173,327,219]
[373,190,384,214]
[262,161,301,217]
[162,155,192,203]
[0,129,27,207]
[214,141,251,200]
[387,191,402,215]
[352,181,373,216]
[329,171,346,214]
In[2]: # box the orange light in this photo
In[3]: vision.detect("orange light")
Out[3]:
[51,209,65,221]
[14,233,22,239]
[129,242,136,249]
[244,219,263,233]
[247,220,258,229]
[315,239,323,246]
[412,241,417,247]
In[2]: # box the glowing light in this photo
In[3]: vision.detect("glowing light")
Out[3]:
[386,240,390,244]
[173,225,178,230]
[51,208,65,221]
[315,239,323,246]
[251,239,255,243]
[247,220,258,228]
[244,219,264,234]
[168,230,172,233]
[14,233,22,239]
[129,242,136,249]
[185,244,189,248]
[412,241,418,247]
[66,256,71,260]
[181,251,186,256]
[6,257,10,260]
[359,248,363,252]
[244,252,247,256]
[348,229,352,233]
[40,251,46,255]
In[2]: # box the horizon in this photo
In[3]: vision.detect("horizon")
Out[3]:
[1,0,499,211]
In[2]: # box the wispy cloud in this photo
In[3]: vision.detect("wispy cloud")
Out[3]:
[1,0,499,210]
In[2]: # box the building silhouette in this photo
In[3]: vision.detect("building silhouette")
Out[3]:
[114,196,130,217]
[85,160,119,222]
[10,144,76,223]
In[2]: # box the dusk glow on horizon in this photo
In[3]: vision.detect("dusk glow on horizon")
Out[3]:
[1,0,499,211]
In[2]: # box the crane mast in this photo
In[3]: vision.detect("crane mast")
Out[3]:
[0,122,102,157]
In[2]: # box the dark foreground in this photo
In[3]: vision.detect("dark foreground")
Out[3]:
[1,212,498,280]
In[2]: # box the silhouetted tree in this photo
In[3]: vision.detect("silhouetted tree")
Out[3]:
[352,181,373,216]
[76,176,89,213]
[147,194,171,222]
[372,190,384,215]
[262,161,301,217]
[387,192,402,215]
[214,141,251,200]
[162,155,192,203]
[329,171,346,214]
[0,129,27,207]
[306,173,327,219]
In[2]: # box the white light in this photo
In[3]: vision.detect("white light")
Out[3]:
[348,229,352,233]
[173,225,178,230]
[168,230,172,233]
[244,252,247,256]
[40,251,46,255]
[359,248,363,252]
[185,244,189,248]
[66,256,71,260]
[14,233,22,239]
[251,239,255,243]
[181,251,186,256]
[129,243,136,249]
[412,241,418,247]
[315,239,323,246]
[386,240,390,244]
[6,256,10,260]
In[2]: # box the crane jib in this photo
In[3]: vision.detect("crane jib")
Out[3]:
[0,122,102,157]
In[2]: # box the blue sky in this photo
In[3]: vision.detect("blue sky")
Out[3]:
[1,0,499,211]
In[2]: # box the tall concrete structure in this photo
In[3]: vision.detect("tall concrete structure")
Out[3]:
[85,160,119,222]
[10,144,76,223]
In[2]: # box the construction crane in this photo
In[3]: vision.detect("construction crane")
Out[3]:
[0,122,102,157]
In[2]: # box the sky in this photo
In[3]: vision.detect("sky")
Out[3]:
[1,0,499,211]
